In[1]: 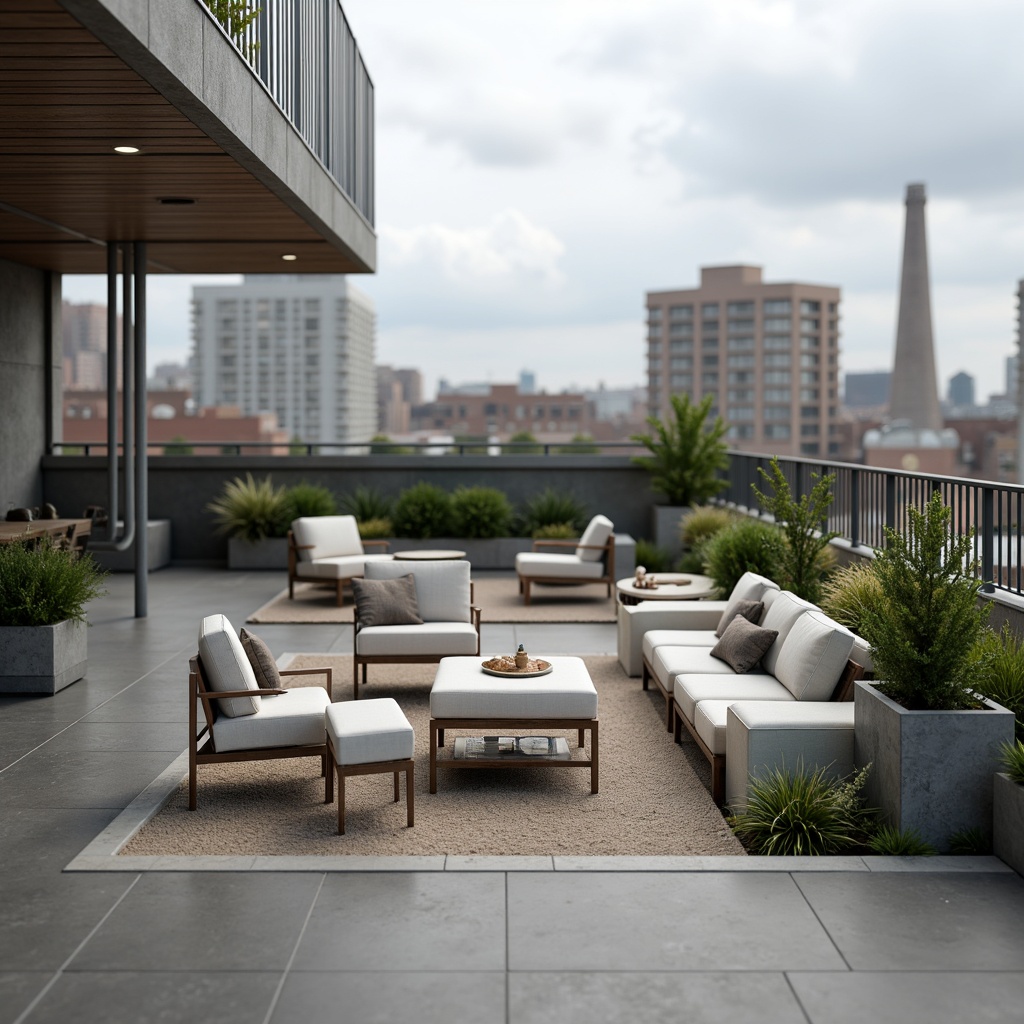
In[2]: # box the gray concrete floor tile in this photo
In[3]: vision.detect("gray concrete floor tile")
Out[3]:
[794,872,1024,970]
[272,970,506,1024]
[0,972,53,1024]
[509,972,807,1024]
[788,971,1024,1024]
[18,971,281,1024]
[68,873,321,972]
[38,721,187,754]
[0,808,119,873]
[291,872,506,972]
[507,872,846,972]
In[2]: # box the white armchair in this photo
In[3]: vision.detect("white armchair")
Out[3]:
[514,514,615,605]
[288,515,393,606]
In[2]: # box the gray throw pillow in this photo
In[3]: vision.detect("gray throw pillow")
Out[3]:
[239,627,282,691]
[710,616,779,673]
[714,598,765,638]
[352,574,424,628]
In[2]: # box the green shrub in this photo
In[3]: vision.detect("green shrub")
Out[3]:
[819,561,882,638]
[999,740,1024,785]
[369,434,414,455]
[504,431,543,454]
[973,625,1024,740]
[532,522,577,540]
[728,763,872,856]
[519,489,589,535]
[556,434,599,454]
[450,486,513,539]
[867,825,936,856]
[0,541,108,627]
[284,482,337,520]
[393,483,453,539]
[633,538,673,574]
[676,550,707,573]
[357,517,393,540]
[947,827,991,855]
[702,518,786,596]
[339,486,393,522]
[680,505,735,549]
[206,473,291,541]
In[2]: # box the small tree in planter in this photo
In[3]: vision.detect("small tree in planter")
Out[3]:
[393,483,453,539]
[450,486,513,539]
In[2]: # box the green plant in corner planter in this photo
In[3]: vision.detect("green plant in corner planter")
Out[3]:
[206,473,291,542]
[0,541,107,628]
[392,483,453,539]
[999,740,1024,785]
[867,825,936,856]
[450,486,512,539]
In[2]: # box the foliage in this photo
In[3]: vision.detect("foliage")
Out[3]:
[702,518,786,597]
[728,763,873,856]
[283,482,337,520]
[163,435,194,456]
[203,0,261,57]
[452,435,489,455]
[206,473,290,542]
[752,457,838,604]
[819,561,883,639]
[680,505,735,550]
[519,489,589,536]
[356,517,393,541]
[505,431,543,455]
[999,740,1024,785]
[556,434,599,454]
[392,482,453,539]
[867,825,936,856]
[947,827,991,855]
[0,540,107,627]
[972,625,1024,741]
[288,435,317,456]
[630,393,729,506]
[676,550,707,573]
[339,486,393,522]
[531,522,577,540]
[450,486,513,539]
[633,538,673,574]
[369,434,414,455]
[860,492,990,711]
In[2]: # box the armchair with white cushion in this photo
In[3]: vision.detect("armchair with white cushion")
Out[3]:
[288,515,393,607]
[514,514,615,605]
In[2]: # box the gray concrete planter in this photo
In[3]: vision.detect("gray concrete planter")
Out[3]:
[651,505,689,562]
[0,619,87,695]
[993,772,1024,875]
[227,537,289,570]
[854,681,1015,851]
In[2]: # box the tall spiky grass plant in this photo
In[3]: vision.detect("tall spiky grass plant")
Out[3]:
[206,473,291,542]
[819,561,883,638]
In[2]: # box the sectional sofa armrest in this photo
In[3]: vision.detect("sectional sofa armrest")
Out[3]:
[280,665,333,695]
[828,659,865,703]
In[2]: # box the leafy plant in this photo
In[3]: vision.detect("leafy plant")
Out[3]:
[680,505,735,550]
[556,434,599,454]
[392,483,453,539]
[450,486,513,539]
[206,473,291,542]
[728,763,872,856]
[369,434,414,455]
[357,517,393,540]
[860,492,990,711]
[339,486,393,522]
[163,435,194,456]
[867,825,936,856]
[0,541,107,627]
[284,482,337,520]
[531,522,577,540]
[203,0,261,58]
[702,518,786,597]
[504,431,543,455]
[631,393,729,506]
[999,739,1024,785]
[633,538,673,574]
[972,625,1024,741]
[819,561,883,638]
[519,489,589,536]
[947,826,991,855]
[752,457,838,604]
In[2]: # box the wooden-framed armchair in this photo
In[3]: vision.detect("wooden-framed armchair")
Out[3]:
[514,514,615,605]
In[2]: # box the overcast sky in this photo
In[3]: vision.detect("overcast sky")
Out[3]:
[64,0,1024,402]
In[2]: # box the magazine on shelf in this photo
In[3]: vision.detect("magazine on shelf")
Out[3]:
[452,736,571,760]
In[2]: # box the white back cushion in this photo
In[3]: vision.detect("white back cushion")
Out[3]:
[198,613,261,717]
[719,572,781,628]
[366,560,471,622]
[773,610,856,701]
[292,515,363,562]
[576,515,614,562]
[760,591,819,676]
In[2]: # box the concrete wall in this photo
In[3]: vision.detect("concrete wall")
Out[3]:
[41,455,657,564]
[0,260,60,509]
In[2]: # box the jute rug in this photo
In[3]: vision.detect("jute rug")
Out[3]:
[122,656,743,857]
[246,577,617,625]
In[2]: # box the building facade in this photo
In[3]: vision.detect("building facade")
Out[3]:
[62,300,122,391]
[191,275,376,448]
[645,265,841,457]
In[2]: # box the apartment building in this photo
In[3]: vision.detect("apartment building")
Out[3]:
[192,275,377,447]
[646,265,841,457]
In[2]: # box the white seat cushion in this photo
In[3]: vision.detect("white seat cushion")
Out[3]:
[514,553,605,580]
[773,610,856,701]
[728,700,856,732]
[325,697,414,765]
[366,560,471,622]
[198,613,260,718]
[642,629,720,664]
[213,686,329,752]
[674,672,793,725]
[356,622,480,657]
[295,553,384,580]
[292,515,363,561]
[759,592,820,676]
[576,514,614,561]
[693,700,732,755]
[651,645,737,692]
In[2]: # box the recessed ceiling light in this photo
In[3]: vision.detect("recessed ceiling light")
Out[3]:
[281,254,298,261]
[114,145,140,154]
[158,197,196,205]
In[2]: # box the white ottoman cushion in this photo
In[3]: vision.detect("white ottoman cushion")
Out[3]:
[214,686,329,751]
[674,673,793,725]
[774,611,856,701]
[198,613,260,718]
[326,697,414,765]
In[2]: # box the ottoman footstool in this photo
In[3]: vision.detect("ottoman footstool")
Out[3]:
[325,698,415,835]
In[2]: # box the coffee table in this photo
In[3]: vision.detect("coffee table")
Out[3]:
[428,655,599,793]
[616,572,716,605]
[393,549,467,561]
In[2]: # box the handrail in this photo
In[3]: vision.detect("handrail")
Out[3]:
[49,440,650,456]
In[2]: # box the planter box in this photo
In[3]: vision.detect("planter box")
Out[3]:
[90,519,172,573]
[854,681,1015,851]
[0,619,87,695]
[228,537,289,570]
[651,505,689,562]
[993,772,1024,875]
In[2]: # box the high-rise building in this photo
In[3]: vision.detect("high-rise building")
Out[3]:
[947,371,975,409]
[843,371,891,411]
[191,275,376,447]
[62,300,122,390]
[645,265,841,457]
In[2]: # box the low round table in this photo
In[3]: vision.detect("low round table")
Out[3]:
[393,549,467,561]
[616,572,716,605]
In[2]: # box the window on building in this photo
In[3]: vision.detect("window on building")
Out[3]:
[801,353,819,367]
[764,424,791,439]
[703,354,718,367]
[670,339,694,353]
[764,388,791,402]
[702,336,719,349]
[647,306,663,321]
[728,355,755,368]
[763,300,791,315]
[727,371,754,384]
[800,442,820,455]
[764,335,791,350]
[728,319,755,335]
[727,424,755,439]
[764,353,791,368]
[800,300,821,314]
[649,374,662,387]
[800,318,820,332]
[764,405,790,421]
[763,371,791,385]
[702,302,719,317]
[670,356,693,369]
[669,304,693,321]
[727,337,755,352]
[702,372,719,387]
[801,423,819,436]
[801,396,819,408]
[800,371,819,385]
[763,318,792,332]
[800,335,820,350]
[670,374,693,389]
[669,322,694,337]
[728,389,754,402]
[727,301,755,315]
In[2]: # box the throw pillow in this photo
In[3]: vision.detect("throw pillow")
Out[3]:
[352,574,424,628]
[714,598,765,638]
[239,627,283,691]
[710,616,779,673]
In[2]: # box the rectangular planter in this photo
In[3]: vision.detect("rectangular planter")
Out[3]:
[854,681,1016,851]
[0,619,87,695]
[228,536,290,570]
[993,772,1024,875]
[90,519,172,573]
[651,505,689,562]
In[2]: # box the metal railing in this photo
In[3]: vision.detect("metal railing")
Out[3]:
[198,0,374,225]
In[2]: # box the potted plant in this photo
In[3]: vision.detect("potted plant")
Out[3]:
[0,540,107,694]
[855,491,1015,850]
[631,393,728,561]
[206,473,292,569]
[993,739,1024,875]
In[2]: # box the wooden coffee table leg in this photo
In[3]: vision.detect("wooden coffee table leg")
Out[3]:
[577,728,584,748]
[429,721,438,793]
[393,771,399,802]
[338,770,346,835]
[591,721,599,794]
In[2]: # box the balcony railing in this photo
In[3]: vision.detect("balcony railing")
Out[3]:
[199,0,374,225]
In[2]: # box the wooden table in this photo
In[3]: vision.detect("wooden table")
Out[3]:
[616,572,716,605]
[0,518,92,547]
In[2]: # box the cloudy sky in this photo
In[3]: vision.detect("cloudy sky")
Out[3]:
[65,0,1024,402]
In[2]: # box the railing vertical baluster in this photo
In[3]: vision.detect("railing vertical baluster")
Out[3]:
[981,487,995,592]
[884,473,896,540]
[849,468,860,548]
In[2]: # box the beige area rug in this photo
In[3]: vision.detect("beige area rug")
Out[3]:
[246,577,617,624]
[122,656,743,858]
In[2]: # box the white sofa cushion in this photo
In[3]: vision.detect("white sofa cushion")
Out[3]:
[514,553,606,580]
[693,699,732,755]
[356,622,480,657]
[198,613,261,718]
[650,645,737,692]
[718,571,780,624]
[365,559,471,622]
[213,686,329,751]
[674,673,793,725]
[576,514,614,561]
[759,591,819,676]
[773,610,856,701]
[642,629,720,664]
[292,515,363,561]
[295,553,392,581]
[325,698,414,766]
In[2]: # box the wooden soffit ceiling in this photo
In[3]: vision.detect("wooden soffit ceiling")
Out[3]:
[0,0,366,275]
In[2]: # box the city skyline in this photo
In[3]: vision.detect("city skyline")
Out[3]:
[64,0,1024,400]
